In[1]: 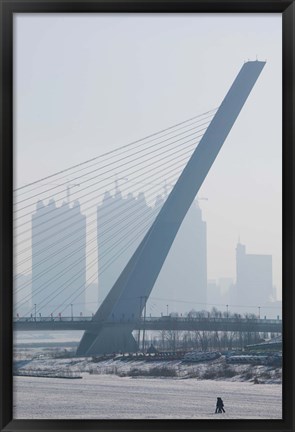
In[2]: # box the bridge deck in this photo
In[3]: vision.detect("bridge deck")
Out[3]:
[13,316,282,333]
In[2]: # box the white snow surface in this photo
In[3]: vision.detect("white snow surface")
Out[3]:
[14,374,282,419]
[13,355,282,384]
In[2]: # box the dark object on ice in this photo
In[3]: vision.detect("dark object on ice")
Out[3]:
[215,397,225,413]
[254,376,259,384]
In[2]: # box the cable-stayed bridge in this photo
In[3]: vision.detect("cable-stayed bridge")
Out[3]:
[14,61,266,355]
[14,316,282,334]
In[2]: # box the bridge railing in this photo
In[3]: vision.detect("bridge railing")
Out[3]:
[143,316,281,324]
[13,316,282,324]
[14,316,93,322]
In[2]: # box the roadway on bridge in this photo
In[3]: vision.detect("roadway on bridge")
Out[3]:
[13,316,282,333]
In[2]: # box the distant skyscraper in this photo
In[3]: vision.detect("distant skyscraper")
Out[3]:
[32,199,86,316]
[97,191,207,314]
[14,273,32,316]
[97,187,153,304]
[218,277,234,304]
[85,282,99,315]
[233,242,273,311]
[207,279,222,308]
[152,200,207,314]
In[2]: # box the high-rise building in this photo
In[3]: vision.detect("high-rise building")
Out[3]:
[32,199,86,317]
[206,279,222,308]
[233,242,273,312]
[97,192,207,314]
[207,278,234,309]
[85,282,99,315]
[97,188,153,304]
[14,273,32,316]
[152,200,207,314]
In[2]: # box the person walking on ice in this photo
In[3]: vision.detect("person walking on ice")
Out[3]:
[215,397,225,413]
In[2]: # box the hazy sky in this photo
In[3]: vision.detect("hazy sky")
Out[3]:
[14,13,282,300]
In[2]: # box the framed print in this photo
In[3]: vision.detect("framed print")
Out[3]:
[1,1,294,431]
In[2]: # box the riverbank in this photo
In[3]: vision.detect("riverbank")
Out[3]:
[14,374,282,419]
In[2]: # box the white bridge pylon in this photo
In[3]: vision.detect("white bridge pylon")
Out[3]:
[77,61,266,356]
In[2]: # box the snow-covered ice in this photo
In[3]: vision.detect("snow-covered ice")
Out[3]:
[14,374,282,419]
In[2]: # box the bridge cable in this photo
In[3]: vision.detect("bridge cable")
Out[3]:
[14,121,211,230]
[14,155,192,301]
[14,132,205,249]
[14,108,218,195]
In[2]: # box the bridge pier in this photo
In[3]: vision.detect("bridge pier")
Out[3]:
[76,323,138,356]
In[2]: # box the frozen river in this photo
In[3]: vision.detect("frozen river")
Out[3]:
[14,374,282,419]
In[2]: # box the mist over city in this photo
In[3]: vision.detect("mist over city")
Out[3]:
[13,13,282,420]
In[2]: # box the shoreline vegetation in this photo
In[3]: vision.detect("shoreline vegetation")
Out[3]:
[14,349,282,384]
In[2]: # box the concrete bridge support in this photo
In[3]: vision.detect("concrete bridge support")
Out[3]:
[77,61,265,356]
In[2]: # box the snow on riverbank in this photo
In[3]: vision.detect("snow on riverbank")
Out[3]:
[14,374,282,419]
[14,354,282,384]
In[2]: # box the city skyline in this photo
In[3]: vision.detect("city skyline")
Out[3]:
[14,13,282,300]
[14,187,281,319]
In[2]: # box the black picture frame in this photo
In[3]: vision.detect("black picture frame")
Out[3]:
[0,1,294,431]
